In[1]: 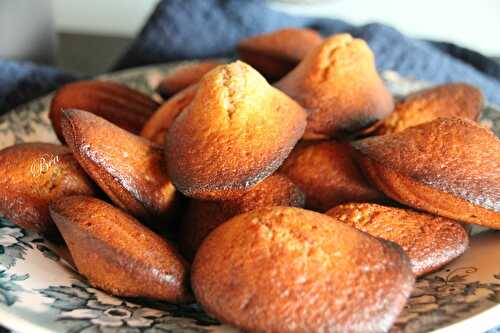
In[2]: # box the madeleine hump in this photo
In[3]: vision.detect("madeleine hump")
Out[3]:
[276,33,394,139]
[192,207,414,333]
[50,196,191,302]
[165,61,307,200]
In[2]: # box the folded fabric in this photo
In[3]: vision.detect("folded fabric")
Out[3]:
[0,60,78,114]
[115,0,500,106]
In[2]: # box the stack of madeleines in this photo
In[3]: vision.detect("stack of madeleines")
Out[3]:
[0,28,497,333]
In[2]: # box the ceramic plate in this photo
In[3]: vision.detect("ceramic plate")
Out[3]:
[0,62,499,333]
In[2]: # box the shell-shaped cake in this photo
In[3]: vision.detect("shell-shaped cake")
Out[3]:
[279,140,383,211]
[370,83,483,135]
[352,117,500,229]
[276,33,394,139]
[192,207,414,333]
[165,61,307,200]
[141,84,197,145]
[238,28,323,80]
[61,109,179,223]
[50,80,158,142]
[156,61,220,99]
[0,143,96,238]
[50,196,191,302]
[327,203,469,276]
[179,173,304,259]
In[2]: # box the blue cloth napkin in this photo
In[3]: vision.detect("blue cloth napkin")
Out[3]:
[114,0,500,106]
[0,60,78,114]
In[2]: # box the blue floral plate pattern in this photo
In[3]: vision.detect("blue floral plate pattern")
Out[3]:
[0,62,499,333]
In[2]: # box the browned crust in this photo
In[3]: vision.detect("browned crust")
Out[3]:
[50,196,191,302]
[178,199,228,261]
[369,83,483,135]
[237,49,296,81]
[230,173,305,210]
[192,207,414,333]
[165,61,307,200]
[279,140,384,211]
[61,109,179,222]
[326,203,469,276]
[178,173,305,259]
[356,154,500,229]
[237,28,323,80]
[50,80,159,143]
[352,117,500,215]
[0,143,96,236]
[141,84,197,145]
[156,61,220,99]
[45,241,75,267]
[276,33,394,138]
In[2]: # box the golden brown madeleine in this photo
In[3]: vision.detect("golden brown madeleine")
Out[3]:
[370,83,483,135]
[50,196,191,302]
[192,207,414,332]
[179,174,305,259]
[156,61,220,99]
[279,140,383,211]
[61,109,179,222]
[276,33,394,139]
[237,28,323,80]
[50,80,159,142]
[326,203,469,276]
[0,143,96,237]
[165,61,307,200]
[352,117,500,229]
[141,84,197,145]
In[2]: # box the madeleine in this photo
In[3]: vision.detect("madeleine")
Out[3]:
[369,83,483,135]
[156,61,220,99]
[61,109,179,223]
[327,203,469,276]
[279,140,383,211]
[141,84,197,145]
[50,196,191,302]
[238,28,323,80]
[50,80,158,142]
[276,33,394,139]
[0,143,96,237]
[165,61,307,200]
[192,207,414,333]
[179,174,304,259]
[352,117,500,229]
